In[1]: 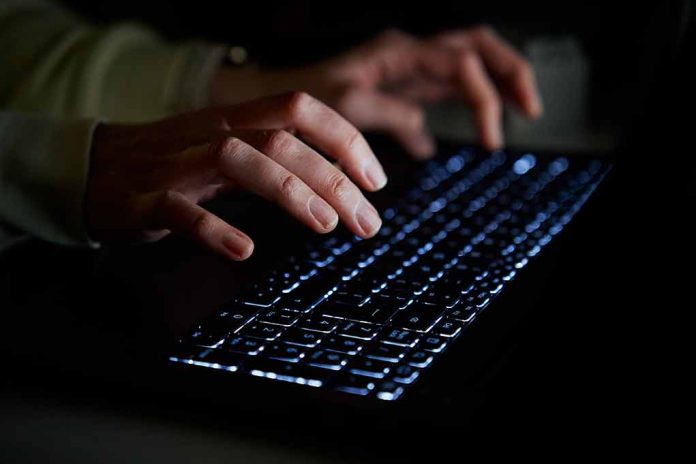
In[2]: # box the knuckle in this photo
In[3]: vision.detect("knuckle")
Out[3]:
[261,129,294,155]
[344,129,362,153]
[285,91,314,120]
[158,189,181,208]
[327,172,353,201]
[212,136,245,164]
[191,213,216,241]
[278,174,302,200]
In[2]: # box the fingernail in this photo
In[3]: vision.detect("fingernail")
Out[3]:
[364,163,388,190]
[355,200,382,237]
[222,233,251,260]
[309,196,338,230]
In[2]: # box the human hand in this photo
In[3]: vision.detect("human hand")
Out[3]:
[211,26,542,158]
[87,92,386,261]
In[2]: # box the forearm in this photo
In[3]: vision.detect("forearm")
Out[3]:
[0,0,226,122]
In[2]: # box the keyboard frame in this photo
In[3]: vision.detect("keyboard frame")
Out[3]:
[163,144,614,407]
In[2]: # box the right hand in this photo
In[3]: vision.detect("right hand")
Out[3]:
[86,92,387,261]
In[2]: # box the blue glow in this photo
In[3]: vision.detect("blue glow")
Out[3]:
[250,370,323,388]
[358,255,376,268]
[446,155,466,173]
[528,245,541,257]
[445,218,461,231]
[169,357,239,372]
[513,154,537,175]
[336,384,375,396]
[418,242,434,255]
[429,199,446,212]
[281,281,300,294]
[433,230,447,243]
[374,244,390,256]
[489,284,503,295]
[350,368,388,379]
[549,157,569,176]
[394,370,420,384]
[538,234,552,246]
[514,258,529,269]
[377,387,404,401]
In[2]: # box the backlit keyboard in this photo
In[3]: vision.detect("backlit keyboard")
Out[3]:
[168,148,610,401]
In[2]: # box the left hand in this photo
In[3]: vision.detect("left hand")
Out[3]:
[211,26,542,158]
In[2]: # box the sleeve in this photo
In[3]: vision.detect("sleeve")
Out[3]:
[0,0,227,123]
[0,111,99,247]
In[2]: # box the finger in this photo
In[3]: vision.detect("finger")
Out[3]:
[210,136,381,238]
[458,51,504,151]
[387,77,458,103]
[341,29,422,85]
[215,92,388,192]
[243,129,383,237]
[334,89,435,159]
[439,27,543,117]
[151,190,254,261]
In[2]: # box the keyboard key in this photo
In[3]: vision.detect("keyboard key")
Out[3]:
[376,381,405,401]
[322,336,364,355]
[236,286,281,308]
[283,328,323,347]
[420,335,447,353]
[392,365,421,384]
[287,275,338,311]
[263,343,305,362]
[306,349,348,370]
[297,316,339,333]
[371,294,414,311]
[238,322,284,341]
[226,336,265,356]
[338,321,381,340]
[407,350,434,368]
[194,350,245,370]
[243,359,328,387]
[331,291,371,306]
[447,306,476,322]
[183,327,227,348]
[417,289,461,308]
[212,306,259,332]
[381,328,420,347]
[256,309,300,327]
[349,357,392,378]
[362,343,407,363]
[321,301,397,325]
[434,319,465,338]
[333,373,376,396]
[390,303,445,333]
[387,278,428,294]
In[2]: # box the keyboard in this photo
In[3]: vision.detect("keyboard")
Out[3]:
[168,147,610,401]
